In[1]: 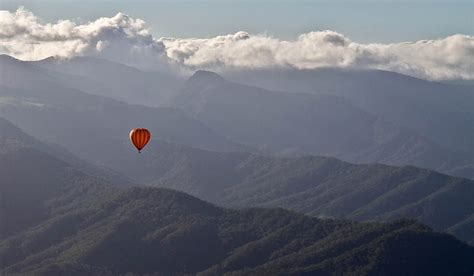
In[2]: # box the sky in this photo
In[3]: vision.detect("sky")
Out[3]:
[1,0,472,43]
[0,0,473,80]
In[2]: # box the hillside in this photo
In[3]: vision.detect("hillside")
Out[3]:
[3,55,473,180]
[33,56,182,106]
[0,134,118,240]
[1,163,473,275]
[1,119,473,275]
[0,57,473,244]
[0,117,131,187]
[3,188,473,275]
[173,71,474,179]
[1,102,472,245]
[0,56,247,170]
[120,141,474,244]
[174,70,377,157]
[226,68,474,156]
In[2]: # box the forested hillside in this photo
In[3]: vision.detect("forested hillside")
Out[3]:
[1,117,473,275]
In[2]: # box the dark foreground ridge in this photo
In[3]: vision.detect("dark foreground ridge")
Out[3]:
[115,139,474,245]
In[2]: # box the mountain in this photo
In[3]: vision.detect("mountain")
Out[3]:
[225,68,474,156]
[4,55,473,179]
[173,70,385,156]
[0,117,131,187]
[2,55,472,244]
[3,188,474,275]
[33,56,183,106]
[172,70,474,179]
[0,55,247,172]
[116,140,474,244]
[0,93,473,275]
[0,119,121,239]
[0,138,473,275]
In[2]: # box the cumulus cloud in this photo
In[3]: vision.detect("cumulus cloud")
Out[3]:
[1,7,474,80]
[0,7,169,70]
[160,31,474,80]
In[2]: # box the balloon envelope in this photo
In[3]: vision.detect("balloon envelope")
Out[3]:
[129,128,151,152]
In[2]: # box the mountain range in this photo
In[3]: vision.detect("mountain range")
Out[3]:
[1,54,474,274]
[1,55,473,243]
[33,56,182,107]
[104,137,474,245]
[2,114,472,245]
[174,70,474,179]
[226,68,474,156]
[1,122,473,275]
[3,55,474,180]
[0,55,246,167]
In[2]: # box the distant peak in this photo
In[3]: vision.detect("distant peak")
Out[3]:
[189,70,225,82]
[37,56,58,62]
[0,54,22,63]
[183,70,228,92]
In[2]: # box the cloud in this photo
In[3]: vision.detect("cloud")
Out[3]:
[1,7,474,80]
[0,7,169,71]
[160,31,474,80]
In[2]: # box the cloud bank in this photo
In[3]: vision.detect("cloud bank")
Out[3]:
[0,7,168,70]
[1,7,474,80]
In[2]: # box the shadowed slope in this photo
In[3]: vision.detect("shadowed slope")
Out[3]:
[130,140,474,244]
[173,70,474,179]
[0,118,473,275]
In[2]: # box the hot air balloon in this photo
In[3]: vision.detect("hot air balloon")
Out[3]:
[129,128,151,153]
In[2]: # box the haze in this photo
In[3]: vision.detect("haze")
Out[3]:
[1,1,473,275]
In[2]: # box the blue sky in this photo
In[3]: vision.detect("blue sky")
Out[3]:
[1,0,472,43]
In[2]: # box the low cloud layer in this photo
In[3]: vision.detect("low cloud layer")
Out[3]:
[1,7,473,80]
[161,31,474,80]
[0,7,168,71]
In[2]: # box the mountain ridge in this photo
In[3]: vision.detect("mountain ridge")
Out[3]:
[0,117,132,186]
[173,71,474,179]
[1,152,473,275]
[225,68,474,154]
[118,138,474,244]
[0,57,250,172]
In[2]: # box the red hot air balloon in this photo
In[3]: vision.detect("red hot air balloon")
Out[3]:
[129,128,151,153]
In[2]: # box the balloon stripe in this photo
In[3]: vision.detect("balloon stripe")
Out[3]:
[135,131,140,149]
[138,131,144,149]
[136,133,141,149]
[136,132,141,147]
[140,130,145,147]
[138,132,143,149]
[133,130,137,149]
[139,131,144,149]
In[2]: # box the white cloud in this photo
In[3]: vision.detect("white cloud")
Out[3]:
[160,31,474,80]
[1,7,474,80]
[0,7,169,71]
